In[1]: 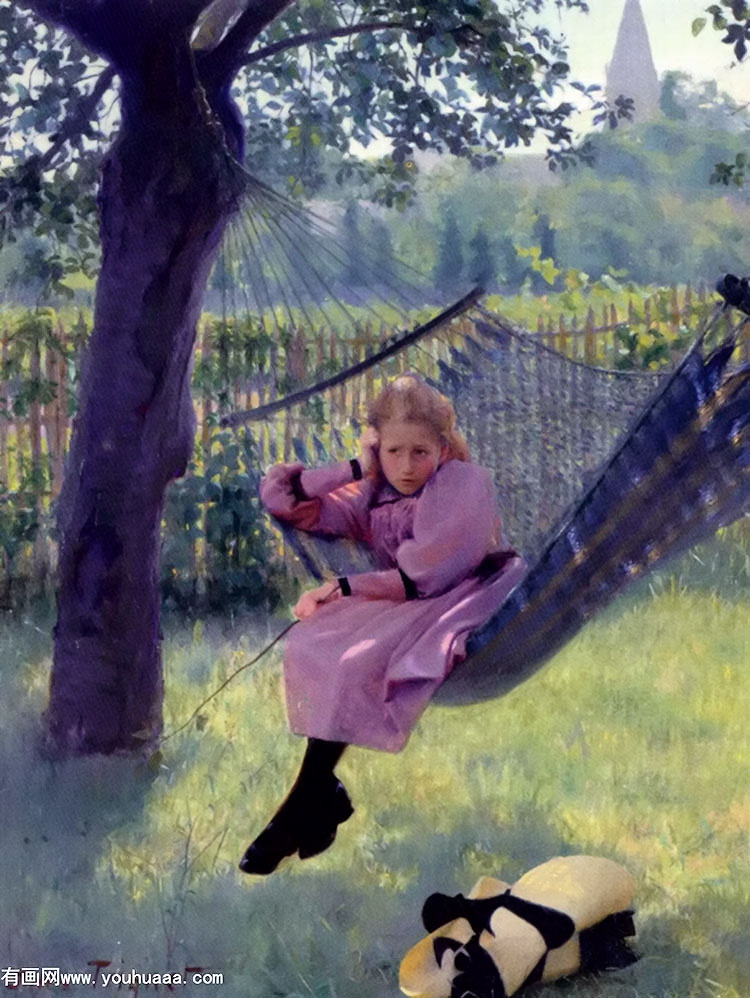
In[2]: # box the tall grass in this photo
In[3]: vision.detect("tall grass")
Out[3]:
[1,579,749,997]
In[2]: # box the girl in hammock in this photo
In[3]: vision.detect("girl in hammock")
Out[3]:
[239,373,526,875]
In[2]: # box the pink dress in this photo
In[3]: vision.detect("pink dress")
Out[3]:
[260,458,527,753]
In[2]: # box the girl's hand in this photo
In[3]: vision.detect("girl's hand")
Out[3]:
[358,427,380,476]
[293,580,341,620]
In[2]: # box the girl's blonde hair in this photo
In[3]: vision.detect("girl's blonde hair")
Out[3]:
[367,372,471,462]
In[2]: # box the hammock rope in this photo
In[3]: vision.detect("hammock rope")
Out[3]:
[220,285,484,427]
[213,172,435,343]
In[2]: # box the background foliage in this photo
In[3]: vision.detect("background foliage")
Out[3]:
[1,0,610,298]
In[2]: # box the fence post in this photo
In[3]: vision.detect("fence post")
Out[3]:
[363,323,374,401]
[0,325,8,488]
[29,328,43,487]
[200,320,213,463]
[669,285,680,336]
[46,321,68,501]
[351,333,362,421]
[289,323,307,385]
[683,283,692,330]
[197,319,214,597]
[584,307,596,365]
[257,319,269,466]
[29,324,50,596]
[15,419,26,493]
[545,316,555,351]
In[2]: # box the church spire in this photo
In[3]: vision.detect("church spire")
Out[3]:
[606,0,660,122]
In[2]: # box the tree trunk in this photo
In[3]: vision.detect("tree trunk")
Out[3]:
[45,60,245,755]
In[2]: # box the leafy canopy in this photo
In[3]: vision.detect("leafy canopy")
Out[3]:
[1,0,607,291]
[692,1,750,187]
[236,0,600,199]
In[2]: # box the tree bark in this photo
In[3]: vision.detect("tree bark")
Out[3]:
[45,40,245,754]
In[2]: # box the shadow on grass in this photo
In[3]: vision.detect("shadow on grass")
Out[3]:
[0,668,152,969]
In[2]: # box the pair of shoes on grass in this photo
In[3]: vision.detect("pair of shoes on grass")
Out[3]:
[239,775,353,875]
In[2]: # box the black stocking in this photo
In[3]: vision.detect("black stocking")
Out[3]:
[239,738,352,874]
[293,738,347,795]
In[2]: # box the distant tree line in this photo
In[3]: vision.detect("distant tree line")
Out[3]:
[5,72,750,310]
[203,71,750,305]
[373,72,750,296]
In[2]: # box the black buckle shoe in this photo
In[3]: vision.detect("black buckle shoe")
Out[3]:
[238,778,354,875]
[238,813,300,875]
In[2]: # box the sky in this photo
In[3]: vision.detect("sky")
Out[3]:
[543,0,749,102]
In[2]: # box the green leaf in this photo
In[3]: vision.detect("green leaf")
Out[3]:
[692,16,707,35]
[538,257,560,285]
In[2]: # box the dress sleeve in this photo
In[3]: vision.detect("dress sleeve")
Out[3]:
[260,460,372,541]
[395,461,498,598]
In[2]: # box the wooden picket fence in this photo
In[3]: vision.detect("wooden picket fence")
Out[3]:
[1,283,748,602]
[532,282,750,363]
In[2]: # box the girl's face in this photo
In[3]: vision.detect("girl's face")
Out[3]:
[377,418,447,495]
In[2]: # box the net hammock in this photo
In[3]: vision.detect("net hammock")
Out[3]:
[217,177,750,706]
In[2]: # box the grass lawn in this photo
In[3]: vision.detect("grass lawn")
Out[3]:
[1,579,749,997]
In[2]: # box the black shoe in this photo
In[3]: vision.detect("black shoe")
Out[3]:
[238,777,353,875]
[238,808,300,875]
[297,780,354,860]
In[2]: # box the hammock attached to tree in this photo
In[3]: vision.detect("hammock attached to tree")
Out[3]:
[218,182,750,707]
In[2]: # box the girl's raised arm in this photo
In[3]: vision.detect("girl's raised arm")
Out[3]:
[260,459,372,541]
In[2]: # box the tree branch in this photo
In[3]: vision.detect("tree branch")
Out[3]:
[21,0,217,62]
[24,0,217,29]
[199,0,297,84]
[243,20,408,66]
[41,64,117,170]
[161,0,220,28]
[20,0,108,56]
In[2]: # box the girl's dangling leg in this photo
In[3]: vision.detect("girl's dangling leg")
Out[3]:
[239,738,352,875]
[295,739,352,860]
[296,736,347,787]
